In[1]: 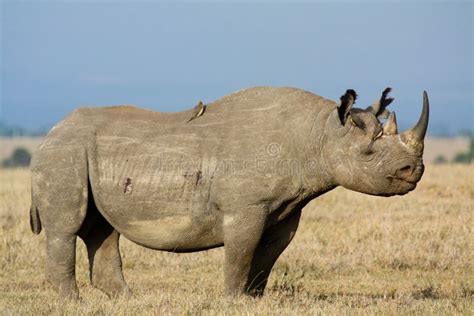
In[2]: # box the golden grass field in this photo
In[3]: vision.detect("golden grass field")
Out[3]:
[0,165,473,315]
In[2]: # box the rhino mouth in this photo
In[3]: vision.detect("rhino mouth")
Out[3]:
[385,175,418,194]
[387,174,417,184]
[387,175,417,185]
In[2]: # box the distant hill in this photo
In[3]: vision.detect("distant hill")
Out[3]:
[0,122,47,137]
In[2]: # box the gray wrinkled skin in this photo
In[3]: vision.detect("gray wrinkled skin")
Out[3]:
[29,86,429,299]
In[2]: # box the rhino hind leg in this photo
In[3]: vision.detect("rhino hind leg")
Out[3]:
[45,231,80,299]
[247,210,302,296]
[79,205,131,298]
[31,147,89,299]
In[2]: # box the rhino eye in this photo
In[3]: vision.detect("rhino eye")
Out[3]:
[362,147,374,156]
[373,130,383,140]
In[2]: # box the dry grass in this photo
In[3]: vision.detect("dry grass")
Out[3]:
[0,165,473,314]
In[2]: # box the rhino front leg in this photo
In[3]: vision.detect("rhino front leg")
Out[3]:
[80,211,131,298]
[45,232,79,299]
[223,208,267,296]
[247,209,302,296]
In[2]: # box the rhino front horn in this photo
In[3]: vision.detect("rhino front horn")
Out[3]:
[401,91,430,154]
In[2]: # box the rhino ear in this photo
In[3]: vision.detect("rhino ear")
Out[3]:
[338,89,357,125]
[367,87,394,118]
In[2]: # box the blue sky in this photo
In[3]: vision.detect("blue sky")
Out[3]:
[1,1,472,135]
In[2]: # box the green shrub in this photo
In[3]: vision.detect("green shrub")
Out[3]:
[433,155,448,164]
[2,147,32,167]
[453,137,474,164]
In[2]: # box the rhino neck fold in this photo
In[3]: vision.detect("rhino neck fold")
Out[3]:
[301,106,339,196]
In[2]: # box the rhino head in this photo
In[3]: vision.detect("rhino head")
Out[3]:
[323,88,429,196]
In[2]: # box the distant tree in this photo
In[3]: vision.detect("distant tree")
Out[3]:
[2,147,32,167]
[433,155,447,164]
[453,137,474,164]
[0,121,48,137]
[458,129,474,137]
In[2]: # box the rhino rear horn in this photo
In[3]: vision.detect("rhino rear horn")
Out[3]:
[383,111,398,135]
[338,89,357,125]
[367,87,394,118]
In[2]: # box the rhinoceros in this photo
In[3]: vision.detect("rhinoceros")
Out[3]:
[29,86,429,299]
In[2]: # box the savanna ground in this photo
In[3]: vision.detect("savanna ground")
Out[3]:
[0,165,472,315]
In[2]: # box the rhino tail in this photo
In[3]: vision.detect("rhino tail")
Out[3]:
[30,188,42,234]
[30,206,42,234]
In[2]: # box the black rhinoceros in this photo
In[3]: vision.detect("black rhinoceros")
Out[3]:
[30,86,428,299]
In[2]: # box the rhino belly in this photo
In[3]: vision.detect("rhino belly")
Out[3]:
[90,181,224,251]
[89,139,225,251]
[114,211,223,252]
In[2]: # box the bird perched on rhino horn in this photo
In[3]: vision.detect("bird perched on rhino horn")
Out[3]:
[186,101,206,123]
[337,89,357,125]
[367,87,394,119]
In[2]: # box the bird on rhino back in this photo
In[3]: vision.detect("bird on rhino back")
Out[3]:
[29,86,429,299]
